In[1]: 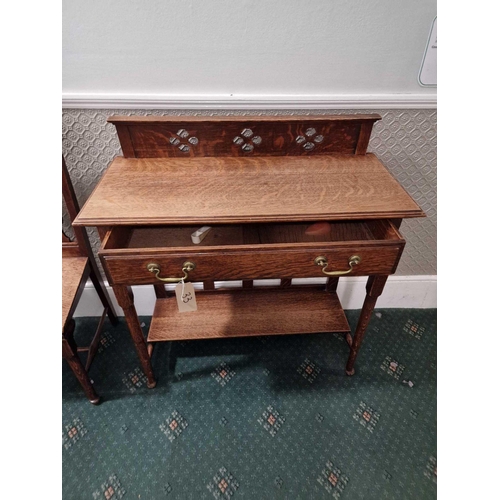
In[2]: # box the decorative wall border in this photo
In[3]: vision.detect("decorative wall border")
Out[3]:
[62,94,437,110]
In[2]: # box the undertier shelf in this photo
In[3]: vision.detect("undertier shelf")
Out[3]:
[147,288,351,342]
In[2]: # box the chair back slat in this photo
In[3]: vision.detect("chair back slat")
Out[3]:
[62,156,88,257]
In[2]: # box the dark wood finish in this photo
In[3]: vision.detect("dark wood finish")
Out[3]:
[74,155,424,227]
[195,283,327,293]
[391,218,403,230]
[326,277,339,293]
[109,114,381,124]
[259,222,375,244]
[148,288,350,342]
[101,245,403,285]
[76,115,425,381]
[203,280,215,291]
[345,275,388,375]
[62,156,119,404]
[98,220,405,285]
[63,159,118,324]
[114,124,136,158]
[108,221,382,249]
[101,220,403,249]
[62,257,90,328]
[153,284,168,299]
[107,115,381,158]
[62,243,83,258]
[355,121,376,155]
[87,270,117,324]
[126,224,260,248]
[345,333,353,347]
[112,285,156,388]
[62,336,100,404]
[84,307,108,371]
[97,226,111,242]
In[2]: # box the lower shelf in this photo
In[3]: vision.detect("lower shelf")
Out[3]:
[147,288,351,342]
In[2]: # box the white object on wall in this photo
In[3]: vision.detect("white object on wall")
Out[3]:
[419,17,437,87]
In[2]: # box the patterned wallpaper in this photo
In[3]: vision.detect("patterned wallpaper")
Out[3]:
[62,109,437,276]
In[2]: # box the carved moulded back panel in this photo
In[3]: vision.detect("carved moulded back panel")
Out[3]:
[109,115,381,158]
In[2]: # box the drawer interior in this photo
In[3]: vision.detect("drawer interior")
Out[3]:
[103,220,402,250]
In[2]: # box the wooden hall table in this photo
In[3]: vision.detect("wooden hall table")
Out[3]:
[74,115,425,388]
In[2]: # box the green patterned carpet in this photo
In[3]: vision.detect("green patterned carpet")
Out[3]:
[62,309,437,499]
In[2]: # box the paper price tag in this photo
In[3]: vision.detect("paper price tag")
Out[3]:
[175,281,197,313]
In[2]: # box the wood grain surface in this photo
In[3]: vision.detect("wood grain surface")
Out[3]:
[99,220,405,285]
[108,114,381,158]
[63,155,119,325]
[147,288,350,342]
[345,275,389,375]
[72,115,423,379]
[101,244,404,285]
[109,221,391,249]
[62,256,89,330]
[75,154,424,226]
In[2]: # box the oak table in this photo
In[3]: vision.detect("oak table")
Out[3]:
[74,115,425,388]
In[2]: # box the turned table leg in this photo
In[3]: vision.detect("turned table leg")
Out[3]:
[345,275,388,376]
[114,285,157,388]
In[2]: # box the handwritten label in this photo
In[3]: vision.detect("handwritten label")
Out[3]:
[175,281,198,313]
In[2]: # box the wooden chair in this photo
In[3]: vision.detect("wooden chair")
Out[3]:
[62,156,118,404]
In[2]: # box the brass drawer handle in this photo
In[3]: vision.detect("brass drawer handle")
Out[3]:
[147,261,196,282]
[314,255,361,276]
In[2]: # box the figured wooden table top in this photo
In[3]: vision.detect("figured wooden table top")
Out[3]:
[74,154,424,226]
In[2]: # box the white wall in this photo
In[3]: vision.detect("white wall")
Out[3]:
[75,277,438,317]
[63,0,436,103]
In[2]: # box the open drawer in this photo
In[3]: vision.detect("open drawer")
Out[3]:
[98,220,405,285]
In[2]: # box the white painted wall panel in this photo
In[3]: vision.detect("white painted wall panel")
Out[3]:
[63,0,437,97]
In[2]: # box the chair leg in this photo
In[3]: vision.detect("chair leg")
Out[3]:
[62,337,100,404]
[85,307,108,371]
[88,267,119,325]
[64,318,78,355]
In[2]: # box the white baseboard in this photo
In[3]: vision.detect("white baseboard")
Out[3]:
[74,276,436,317]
